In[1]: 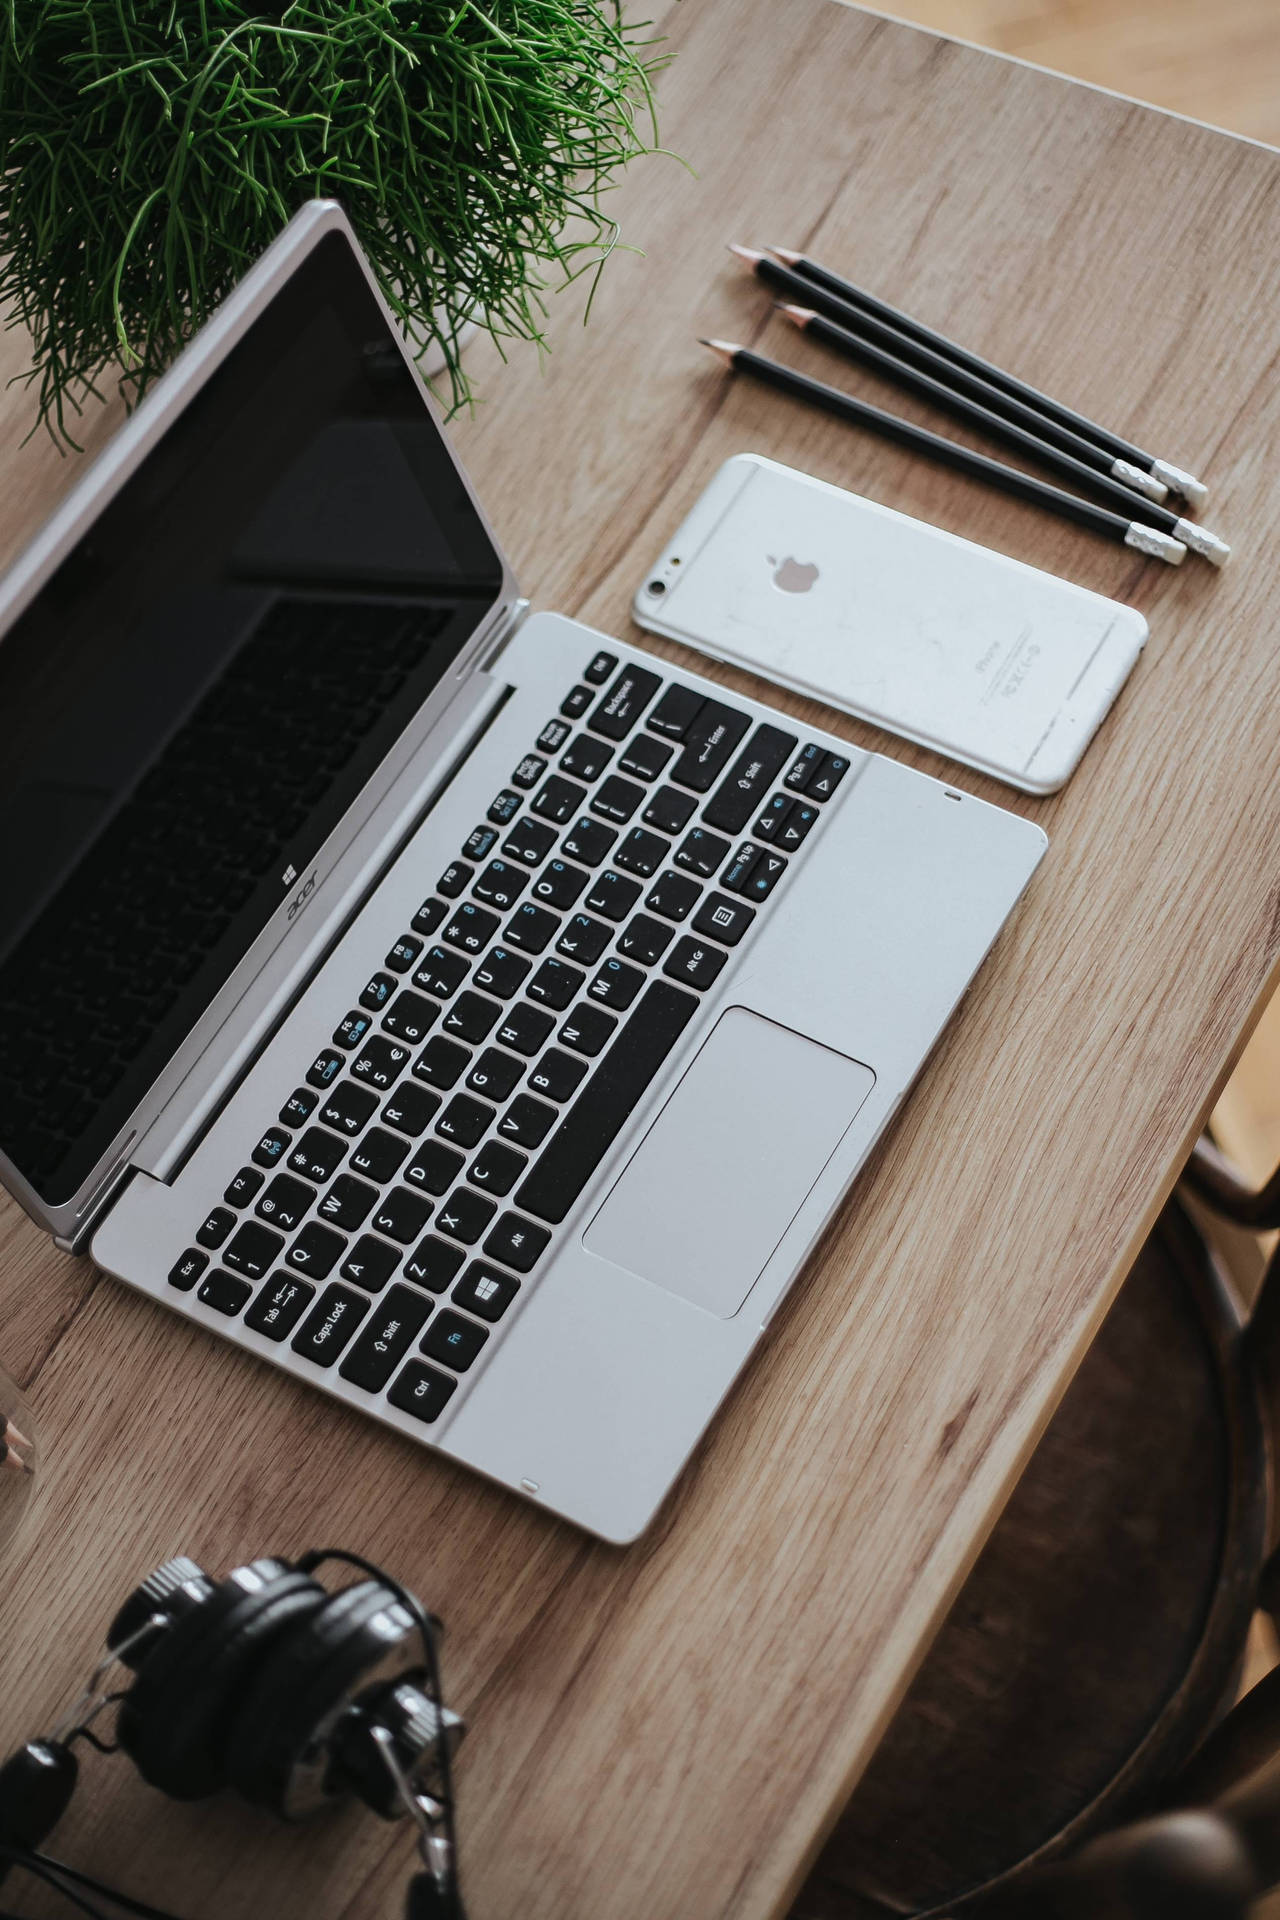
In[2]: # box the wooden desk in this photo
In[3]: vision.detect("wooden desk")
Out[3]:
[3,4,1280,1915]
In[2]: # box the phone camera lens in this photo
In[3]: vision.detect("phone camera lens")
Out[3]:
[649,579,666,595]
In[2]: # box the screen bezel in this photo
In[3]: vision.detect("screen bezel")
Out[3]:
[0,201,518,1244]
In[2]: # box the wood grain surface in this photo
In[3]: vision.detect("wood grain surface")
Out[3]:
[3,5,1280,1918]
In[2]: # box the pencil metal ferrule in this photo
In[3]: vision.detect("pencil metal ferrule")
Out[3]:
[1125,524,1187,565]
[1173,519,1231,567]
[1150,460,1209,512]
[1111,458,1168,506]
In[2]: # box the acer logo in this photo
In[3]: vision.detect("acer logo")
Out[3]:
[286,871,317,921]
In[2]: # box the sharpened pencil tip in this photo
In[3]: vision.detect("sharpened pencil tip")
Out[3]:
[770,247,803,265]
[699,338,740,366]
[727,244,765,267]
[777,304,816,327]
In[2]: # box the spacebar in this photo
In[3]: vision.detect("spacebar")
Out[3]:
[514,982,701,1225]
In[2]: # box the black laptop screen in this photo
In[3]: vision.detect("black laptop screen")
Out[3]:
[0,229,505,1204]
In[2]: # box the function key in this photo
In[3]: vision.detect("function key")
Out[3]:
[670,701,751,794]
[225,1166,264,1208]
[334,1009,374,1050]
[536,717,572,754]
[703,725,797,834]
[531,774,586,825]
[663,936,727,991]
[453,1262,520,1322]
[340,1234,403,1294]
[483,1212,552,1275]
[641,786,697,836]
[223,1220,284,1279]
[473,947,531,999]
[435,1189,497,1245]
[613,828,670,879]
[291,1284,369,1367]
[583,870,642,923]
[588,664,663,740]
[284,1221,345,1280]
[560,684,594,718]
[436,862,473,900]
[279,1088,318,1128]
[403,1234,467,1292]
[487,788,522,826]
[340,1285,433,1394]
[807,752,850,801]
[198,1269,253,1317]
[350,1036,412,1090]
[254,1177,315,1235]
[692,892,756,947]
[472,860,529,911]
[616,914,673,967]
[561,735,614,783]
[584,649,618,685]
[410,898,447,937]
[467,1142,528,1197]
[359,972,398,1013]
[389,1360,457,1424]
[784,744,823,792]
[559,1003,618,1056]
[422,1308,489,1371]
[561,816,617,867]
[556,913,613,965]
[619,734,673,782]
[381,992,439,1046]
[252,1127,292,1170]
[502,817,557,867]
[512,753,547,789]
[645,870,702,922]
[777,803,818,851]
[306,1050,344,1090]
[721,841,764,892]
[527,1049,589,1103]
[245,1272,314,1341]
[675,828,730,879]
[320,1080,378,1137]
[169,1248,209,1291]
[462,825,498,863]
[591,775,645,825]
[646,683,705,740]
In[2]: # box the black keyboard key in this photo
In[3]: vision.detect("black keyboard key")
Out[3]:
[671,701,751,793]
[252,1127,291,1170]
[502,817,558,867]
[527,1049,588,1103]
[404,1236,466,1293]
[777,802,818,851]
[169,1248,208,1291]
[435,1190,497,1246]
[436,1095,494,1149]
[225,1166,264,1208]
[754,795,791,842]
[351,1036,411,1091]
[536,717,572,753]
[588,958,646,1010]
[531,774,586,825]
[223,1220,284,1279]
[245,1272,314,1340]
[530,861,589,912]
[287,1127,347,1184]
[443,902,501,955]
[333,1009,374,1051]
[382,992,439,1046]
[413,1037,471,1092]
[646,682,704,740]
[488,788,522,825]
[360,972,398,1014]
[527,958,584,1010]
[515,982,698,1224]
[340,1285,433,1393]
[349,1127,410,1184]
[642,785,697,836]
[412,947,470,1000]
[592,775,645,825]
[318,1175,379,1231]
[561,735,613,783]
[422,1309,489,1370]
[197,1206,235,1249]
[255,1174,315,1234]
[341,1234,403,1293]
[484,1212,552,1274]
[692,892,756,947]
[320,1081,378,1137]
[619,733,673,783]
[807,752,850,801]
[616,914,673,967]
[584,649,618,685]
[371,1187,434,1245]
[279,1088,318,1128]
[498,1095,558,1149]
[380,1083,440,1138]
[199,1269,253,1316]
[703,724,798,833]
[613,827,669,879]
[285,1221,345,1280]
[556,913,613,965]
[561,816,617,867]
[472,860,529,911]
[721,840,764,892]
[453,1262,521,1322]
[442,992,501,1045]
[465,1048,525,1103]
[306,1050,344,1090]
[473,946,531,999]
[784,744,823,792]
[583,869,641,922]
[385,935,422,974]
[410,898,447,936]
[504,903,560,954]
[645,870,702,922]
[512,752,547,789]
[467,1141,527,1197]
[560,684,594,718]
[559,1003,617,1056]
[589,664,662,739]
[389,1360,457,1423]
[292,1284,369,1366]
[462,824,498,862]
[496,1002,556,1056]
[675,829,730,879]
[437,861,473,898]
[663,936,727,991]
[740,850,787,902]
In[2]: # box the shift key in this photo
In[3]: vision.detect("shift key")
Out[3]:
[671,702,751,793]
[703,724,797,832]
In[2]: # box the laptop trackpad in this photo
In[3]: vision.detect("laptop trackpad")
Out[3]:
[583,1007,874,1318]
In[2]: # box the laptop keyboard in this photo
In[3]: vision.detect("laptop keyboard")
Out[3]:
[168,653,850,1429]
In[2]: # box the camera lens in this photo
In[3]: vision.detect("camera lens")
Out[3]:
[649,579,666,595]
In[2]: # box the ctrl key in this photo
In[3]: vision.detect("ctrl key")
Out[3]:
[245,1272,315,1341]
[388,1359,457,1425]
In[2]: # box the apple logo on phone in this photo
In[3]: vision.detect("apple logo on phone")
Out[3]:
[768,553,819,593]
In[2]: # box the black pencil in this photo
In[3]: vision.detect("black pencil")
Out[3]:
[778,305,1228,566]
[698,339,1188,565]
[753,246,1208,510]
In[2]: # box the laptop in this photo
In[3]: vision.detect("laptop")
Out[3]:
[0,203,1046,1542]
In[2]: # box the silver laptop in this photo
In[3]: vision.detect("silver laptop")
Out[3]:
[0,204,1046,1541]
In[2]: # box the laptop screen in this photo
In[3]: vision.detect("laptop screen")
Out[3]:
[0,229,506,1205]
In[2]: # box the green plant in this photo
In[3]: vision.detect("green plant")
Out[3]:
[0,0,664,443]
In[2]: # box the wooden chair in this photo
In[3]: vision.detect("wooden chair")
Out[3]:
[790,1138,1280,1920]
